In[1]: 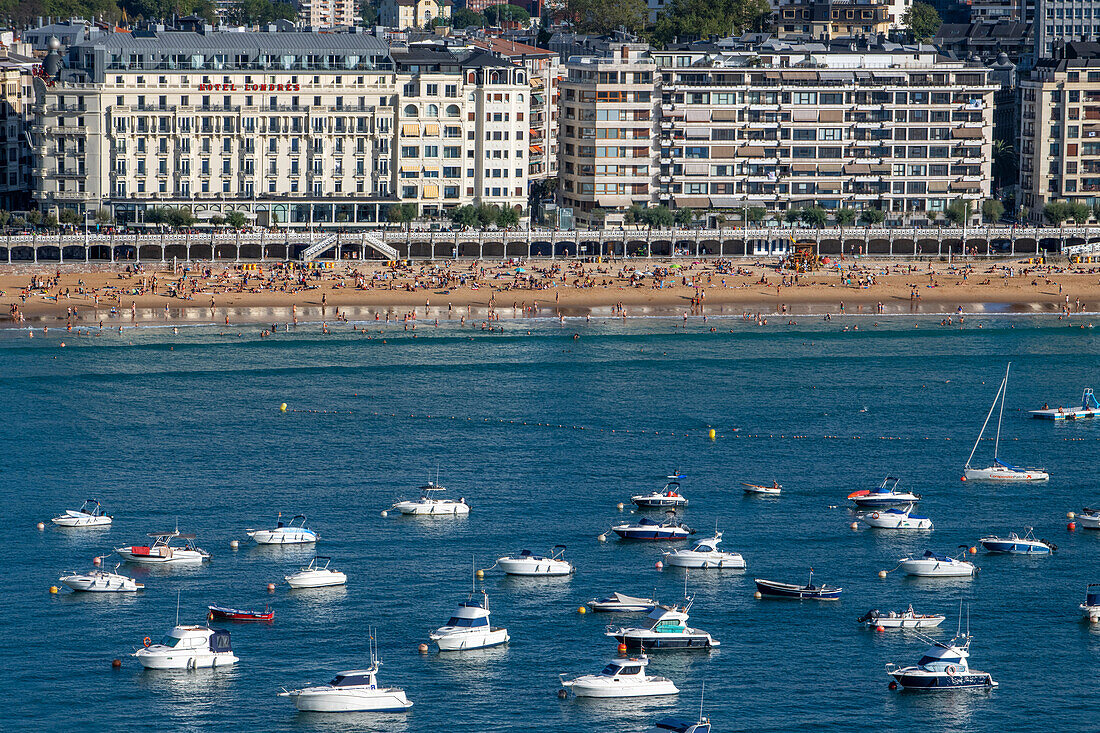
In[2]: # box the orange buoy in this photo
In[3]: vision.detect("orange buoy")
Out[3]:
[960,476,967,482]
[267,583,276,592]
[875,625,886,633]
[111,659,122,669]
[418,643,429,653]
[969,546,977,554]
[618,642,628,655]
[655,560,663,570]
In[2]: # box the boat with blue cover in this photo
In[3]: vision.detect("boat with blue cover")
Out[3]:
[613,514,694,541]
[632,482,688,508]
[606,597,719,651]
[848,477,921,508]
[859,502,932,530]
[886,613,997,691]
[979,528,1055,554]
[754,569,842,600]
[1080,584,1100,622]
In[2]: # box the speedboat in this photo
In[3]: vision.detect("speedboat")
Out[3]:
[246,514,318,545]
[742,481,781,496]
[979,528,1055,554]
[208,605,273,622]
[663,532,745,569]
[59,564,144,592]
[1080,583,1100,622]
[116,531,211,565]
[391,482,470,516]
[859,503,933,530]
[632,482,688,508]
[588,592,657,612]
[886,629,997,691]
[754,570,842,600]
[1077,508,1100,529]
[612,515,694,541]
[279,665,412,712]
[429,591,509,651]
[848,477,921,507]
[51,499,113,527]
[560,654,679,698]
[899,549,978,577]
[649,717,712,733]
[858,605,945,629]
[285,556,347,588]
[134,625,238,669]
[606,598,719,651]
[963,363,1049,481]
[496,546,574,576]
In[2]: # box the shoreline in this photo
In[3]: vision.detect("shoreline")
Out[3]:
[4,257,1099,325]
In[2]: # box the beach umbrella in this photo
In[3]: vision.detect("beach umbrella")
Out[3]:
[515,267,526,273]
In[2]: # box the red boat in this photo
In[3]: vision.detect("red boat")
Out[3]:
[207,604,274,622]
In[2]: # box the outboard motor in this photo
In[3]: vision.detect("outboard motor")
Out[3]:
[856,610,879,624]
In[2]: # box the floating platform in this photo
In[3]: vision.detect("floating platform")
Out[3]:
[1030,388,1099,420]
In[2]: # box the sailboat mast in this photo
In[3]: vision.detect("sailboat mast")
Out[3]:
[966,368,1006,469]
[994,363,1010,461]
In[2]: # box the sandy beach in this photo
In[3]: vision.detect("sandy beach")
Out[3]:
[3,257,1100,326]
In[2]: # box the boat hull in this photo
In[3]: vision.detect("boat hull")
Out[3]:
[632,497,688,508]
[564,679,679,698]
[285,689,412,712]
[889,670,996,690]
[588,602,653,612]
[247,529,317,544]
[860,513,932,530]
[754,579,841,600]
[864,615,945,629]
[393,501,469,516]
[432,628,509,651]
[497,558,573,576]
[963,467,1048,481]
[979,540,1050,554]
[52,515,112,527]
[286,571,347,588]
[613,529,691,541]
[899,560,976,577]
[116,548,208,564]
[610,634,717,651]
[134,649,238,670]
[208,607,273,622]
[663,553,745,569]
[851,496,921,508]
[60,574,142,592]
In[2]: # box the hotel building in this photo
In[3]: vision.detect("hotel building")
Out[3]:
[30,28,529,226]
[560,40,995,228]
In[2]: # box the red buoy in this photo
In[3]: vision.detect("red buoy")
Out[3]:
[888,681,898,690]
[875,625,886,633]
[111,659,122,669]
[1069,522,1077,531]
[618,642,628,655]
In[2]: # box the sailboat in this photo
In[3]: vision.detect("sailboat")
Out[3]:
[963,364,1049,481]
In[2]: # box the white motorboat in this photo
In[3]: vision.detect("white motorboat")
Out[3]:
[607,598,719,651]
[246,513,318,545]
[663,532,745,569]
[285,556,347,588]
[742,481,781,495]
[134,624,238,670]
[116,531,211,565]
[278,636,412,713]
[859,503,933,530]
[430,590,510,651]
[858,605,946,629]
[848,477,922,507]
[1077,508,1100,529]
[979,528,1055,554]
[649,716,712,733]
[588,592,657,613]
[391,481,470,516]
[51,498,112,527]
[1080,584,1100,622]
[59,564,144,592]
[899,549,978,578]
[963,363,1049,481]
[612,514,694,541]
[560,654,679,698]
[632,482,688,508]
[496,545,574,576]
[886,612,997,691]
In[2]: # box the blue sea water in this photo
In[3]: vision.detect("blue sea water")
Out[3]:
[3,313,1100,733]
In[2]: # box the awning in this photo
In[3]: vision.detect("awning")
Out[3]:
[949,180,981,191]
[684,163,710,175]
[819,71,855,81]
[871,70,906,79]
[402,123,419,136]
[817,163,844,173]
[675,197,710,208]
[951,127,983,139]
[711,145,739,157]
[792,109,817,122]
[791,163,817,172]
[686,109,711,122]
[709,196,741,208]
[400,164,419,173]
[737,146,766,157]
[928,180,951,192]
[816,181,842,191]
[870,163,892,174]
[532,93,544,104]
[782,71,818,80]
[423,184,439,198]
[844,163,871,174]
[854,71,871,79]
[686,128,710,139]
[711,109,739,121]
[424,123,440,136]
[530,144,543,154]
[818,109,845,122]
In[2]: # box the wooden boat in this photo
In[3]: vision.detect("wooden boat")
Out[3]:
[208,604,274,622]
[742,481,781,495]
[754,570,841,601]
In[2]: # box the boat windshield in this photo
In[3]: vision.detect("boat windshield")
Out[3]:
[444,616,488,627]
[600,663,623,676]
[331,674,373,687]
[617,665,642,675]
[159,635,181,648]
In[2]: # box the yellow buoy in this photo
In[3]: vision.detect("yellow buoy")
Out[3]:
[878,570,888,578]
[616,503,624,511]
[476,569,484,578]
[36,522,45,531]
[597,534,607,543]
[1068,512,1076,520]
[850,522,859,530]
[708,428,716,440]
[267,583,276,592]
[418,643,429,653]
[229,540,239,550]
[753,591,762,599]
[49,586,59,594]
[577,606,587,614]
[279,403,288,413]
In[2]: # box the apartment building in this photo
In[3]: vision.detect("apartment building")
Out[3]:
[1036,0,1100,58]
[559,40,995,228]
[1019,42,1100,222]
[378,0,453,30]
[772,0,906,40]
[0,55,35,211]
[29,28,528,226]
[299,0,362,29]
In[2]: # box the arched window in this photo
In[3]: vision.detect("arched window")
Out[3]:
[403,104,418,117]
[427,103,439,117]
[467,71,476,84]
[446,104,460,117]
[516,73,525,84]
[490,71,500,84]
[518,93,524,103]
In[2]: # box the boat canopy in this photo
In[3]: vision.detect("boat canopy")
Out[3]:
[995,458,1022,471]
[330,672,376,687]
[636,517,660,527]
[208,629,232,653]
[1086,585,1100,607]
[921,550,952,561]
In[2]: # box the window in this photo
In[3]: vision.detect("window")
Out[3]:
[684,146,708,159]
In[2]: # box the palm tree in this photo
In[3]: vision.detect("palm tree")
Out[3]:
[992,140,1018,193]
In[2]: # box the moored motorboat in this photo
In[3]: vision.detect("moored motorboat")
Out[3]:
[899,550,978,577]
[612,515,694,541]
[587,592,657,612]
[246,514,318,545]
[59,564,144,592]
[649,716,711,733]
[116,531,211,565]
[754,570,842,600]
[285,556,347,588]
[886,622,997,691]
[560,653,679,698]
[858,605,945,629]
[859,503,933,530]
[429,590,509,651]
[134,624,238,670]
[1080,584,1100,622]
[208,605,274,622]
[606,598,719,651]
[496,546,574,576]
[278,637,411,713]
[663,532,745,569]
[1077,508,1100,529]
[979,528,1055,554]
[742,481,781,495]
[51,498,112,527]
[632,482,688,508]
[963,363,1049,481]
[848,477,921,507]
[391,481,470,516]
